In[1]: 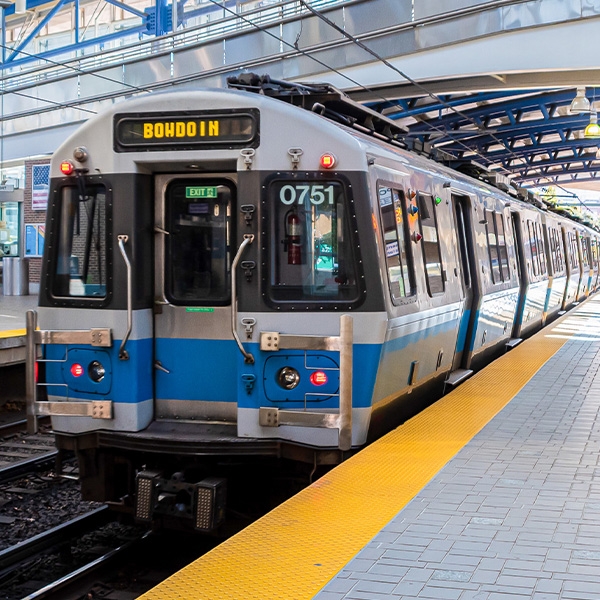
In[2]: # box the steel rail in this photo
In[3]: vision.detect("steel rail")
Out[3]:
[0,450,58,484]
[0,507,111,576]
[22,530,152,600]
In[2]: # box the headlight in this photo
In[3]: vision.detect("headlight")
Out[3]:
[277,366,300,390]
[88,360,106,382]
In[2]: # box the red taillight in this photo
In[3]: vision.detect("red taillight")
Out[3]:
[34,361,39,383]
[60,160,75,175]
[320,153,336,169]
[70,363,84,377]
[309,371,328,386]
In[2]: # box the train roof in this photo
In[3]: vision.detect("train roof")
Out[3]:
[50,79,599,234]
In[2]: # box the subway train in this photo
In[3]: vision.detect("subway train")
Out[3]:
[26,75,599,531]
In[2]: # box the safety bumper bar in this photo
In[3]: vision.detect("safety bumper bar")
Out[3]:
[258,314,353,451]
[26,310,114,434]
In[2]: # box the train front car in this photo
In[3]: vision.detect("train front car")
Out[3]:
[30,88,387,530]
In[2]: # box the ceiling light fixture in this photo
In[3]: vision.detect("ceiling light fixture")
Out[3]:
[584,111,600,138]
[570,87,591,114]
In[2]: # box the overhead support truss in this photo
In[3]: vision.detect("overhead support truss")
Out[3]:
[0,0,238,67]
[366,87,600,186]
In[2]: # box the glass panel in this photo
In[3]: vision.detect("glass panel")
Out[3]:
[378,186,414,303]
[0,202,19,257]
[536,223,546,275]
[555,230,564,272]
[570,233,579,270]
[454,200,471,289]
[52,185,107,298]
[418,194,444,295]
[495,212,509,281]
[582,237,590,267]
[485,210,500,283]
[527,221,539,277]
[268,180,360,304]
[165,180,232,305]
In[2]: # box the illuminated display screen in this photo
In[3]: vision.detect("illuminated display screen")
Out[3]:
[114,109,259,152]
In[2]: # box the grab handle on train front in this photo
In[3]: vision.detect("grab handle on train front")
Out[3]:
[117,235,132,361]
[231,234,255,364]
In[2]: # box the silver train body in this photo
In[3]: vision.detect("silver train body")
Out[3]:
[28,87,599,530]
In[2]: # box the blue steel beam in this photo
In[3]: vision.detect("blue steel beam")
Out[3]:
[404,89,579,132]
[436,115,590,154]
[7,0,67,63]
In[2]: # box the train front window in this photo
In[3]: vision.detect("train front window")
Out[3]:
[51,185,108,299]
[165,180,232,305]
[267,179,360,305]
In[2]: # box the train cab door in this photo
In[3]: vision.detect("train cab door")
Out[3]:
[153,174,238,423]
[446,192,479,386]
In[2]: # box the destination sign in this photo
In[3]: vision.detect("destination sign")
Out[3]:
[114,109,259,152]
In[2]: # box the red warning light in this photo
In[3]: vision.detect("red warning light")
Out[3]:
[310,371,328,386]
[320,153,336,169]
[60,160,75,176]
[70,363,84,377]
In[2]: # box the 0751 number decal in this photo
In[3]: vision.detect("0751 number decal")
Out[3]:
[279,184,335,205]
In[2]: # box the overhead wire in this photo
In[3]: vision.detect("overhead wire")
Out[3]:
[203,0,513,172]
[298,0,595,209]
[0,0,595,208]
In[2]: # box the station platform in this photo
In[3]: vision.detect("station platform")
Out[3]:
[139,295,600,600]
[0,288,38,366]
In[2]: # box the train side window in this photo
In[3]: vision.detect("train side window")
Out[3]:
[485,210,501,283]
[495,212,510,280]
[417,193,444,295]
[51,184,108,299]
[378,186,414,303]
[267,179,361,306]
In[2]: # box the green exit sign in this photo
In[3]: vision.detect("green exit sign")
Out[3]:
[186,186,218,198]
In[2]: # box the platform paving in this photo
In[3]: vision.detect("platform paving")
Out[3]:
[315,306,600,599]
[0,287,38,333]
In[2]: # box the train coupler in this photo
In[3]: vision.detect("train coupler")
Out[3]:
[135,470,227,531]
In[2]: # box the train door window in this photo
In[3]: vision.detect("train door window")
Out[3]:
[378,186,414,303]
[495,212,510,280]
[165,179,232,305]
[550,227,563,274]
[536,222,547,275]
[51,184,108,299]
[527,221,539,277]
[267,179,361,305]
[582,236,590,268]
[569,232,579,270]
[417,193,444,295]
[453,197,471,289]
[555,229,564,272]
[485,210,501,283]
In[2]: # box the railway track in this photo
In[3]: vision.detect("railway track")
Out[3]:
[0,506,151,600]
[0,417,60,484]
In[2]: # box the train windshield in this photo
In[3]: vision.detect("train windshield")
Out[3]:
[267,179,360,305]
[51,184,108,299]
[165,179,232,305]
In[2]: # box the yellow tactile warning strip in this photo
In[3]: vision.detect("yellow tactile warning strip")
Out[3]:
[138,307,585,600]
[0,329,25,339]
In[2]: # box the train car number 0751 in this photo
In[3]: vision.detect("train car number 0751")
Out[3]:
[279,184,336,205]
